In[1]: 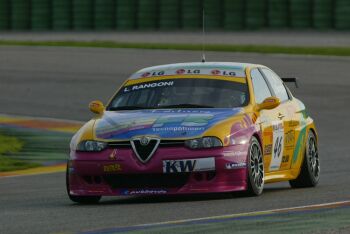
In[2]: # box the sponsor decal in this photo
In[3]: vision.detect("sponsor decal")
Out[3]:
[103,163,122,172]
[285,130,295,147]
[163,157,215,173]
[177,69,201,75]
[289,121,299,127]
[152,114,213,128]
[282,155,289,163]
[211,69,221,75]
[121,189,167,195]
[176,69,186,74]
[123,81,174,92]
[152,126,205,133]
[129,67,246,80]
[141,72,150,77]
[225,162,246,169]
[142,71,165,78]
[95,109,241,140]
[223,151,246,157]
[211,70,237,76]
[264,144,272,155]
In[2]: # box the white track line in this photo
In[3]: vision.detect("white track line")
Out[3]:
[137,200,350,227]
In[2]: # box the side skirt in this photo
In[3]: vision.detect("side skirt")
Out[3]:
[265,168,301,184]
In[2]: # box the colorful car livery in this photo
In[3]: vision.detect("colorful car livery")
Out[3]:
[67,62,320,203]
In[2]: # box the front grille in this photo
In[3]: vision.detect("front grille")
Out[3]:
[103,173,189,189]
[108,140,185,148]
[132,139,159,162]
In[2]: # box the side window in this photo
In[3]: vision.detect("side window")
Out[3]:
[251,68,272,104]
[261,68,289,102]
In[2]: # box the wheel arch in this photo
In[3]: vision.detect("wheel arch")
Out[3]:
[309,127,318,143]
[252,132,263,149]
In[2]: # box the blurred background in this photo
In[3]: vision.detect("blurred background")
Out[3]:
[0,0,349,32]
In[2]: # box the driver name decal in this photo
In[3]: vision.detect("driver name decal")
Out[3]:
[123,81,174,92]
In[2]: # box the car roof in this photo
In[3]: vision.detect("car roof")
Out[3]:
[129,62,265,80]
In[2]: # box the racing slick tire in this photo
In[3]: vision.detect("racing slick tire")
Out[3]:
[289,131,320,188]
[246,136,264,196]
[66,163,101,204]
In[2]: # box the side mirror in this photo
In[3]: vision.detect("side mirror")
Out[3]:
[258,97,280,111]
[89,100,105,114]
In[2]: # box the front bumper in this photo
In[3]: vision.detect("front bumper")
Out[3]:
[68,145,249,196]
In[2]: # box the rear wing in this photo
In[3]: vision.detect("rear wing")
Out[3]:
[282,77,299,88]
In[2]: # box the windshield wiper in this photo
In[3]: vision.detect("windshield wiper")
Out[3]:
[157,104,214,109]
[108,106,149,111]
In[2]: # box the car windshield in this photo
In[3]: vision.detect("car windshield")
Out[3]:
[107,78,249,110]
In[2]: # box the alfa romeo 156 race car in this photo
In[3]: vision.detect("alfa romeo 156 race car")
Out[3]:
[67,62,320,203]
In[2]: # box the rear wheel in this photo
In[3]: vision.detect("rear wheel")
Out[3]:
[66,163,101,204]
[289,131,320,188]
[246,137,264,196]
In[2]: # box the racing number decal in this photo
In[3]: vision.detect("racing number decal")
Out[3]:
[269,121,284,171]
[274,136,283,158]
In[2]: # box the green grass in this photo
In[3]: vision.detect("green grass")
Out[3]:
[0,40,350,56]
[0,134,23,155]
[0,134,39,172]
[0,126,72,172]
[0,155,40,172]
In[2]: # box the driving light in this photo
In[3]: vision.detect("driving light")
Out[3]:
[77,140,107,152]
[185,137,222,149]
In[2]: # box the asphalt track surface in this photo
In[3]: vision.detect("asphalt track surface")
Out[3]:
[0,46,350,234]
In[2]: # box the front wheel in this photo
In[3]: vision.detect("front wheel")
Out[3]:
[66,163,101,204]
[246,137,264,196]
[289,130,320,188]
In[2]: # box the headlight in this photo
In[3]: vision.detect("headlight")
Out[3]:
[185,137,222,149]
[77,140,107,152]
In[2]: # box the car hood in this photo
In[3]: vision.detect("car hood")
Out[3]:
[94,108,243,140]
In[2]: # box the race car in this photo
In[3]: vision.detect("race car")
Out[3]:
[67,62,320,203]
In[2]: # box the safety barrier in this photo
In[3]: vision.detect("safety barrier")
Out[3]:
[268,0,288,28]
[52,0,71,30]
[223,0,244,30]
[0,0,349,31]
[181,0,202,29]
[335,0,350,30]
[116,0,136,30]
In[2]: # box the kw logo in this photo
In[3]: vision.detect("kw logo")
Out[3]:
[163,160,197,173]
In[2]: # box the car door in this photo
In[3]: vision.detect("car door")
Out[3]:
[250,68,281,173]
[260,68,295,171]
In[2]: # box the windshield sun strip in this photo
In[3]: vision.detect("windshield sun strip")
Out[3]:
[124,75,247,86]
